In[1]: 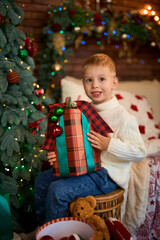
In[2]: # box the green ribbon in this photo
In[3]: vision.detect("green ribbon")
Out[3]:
[81,112,95,172]
[56,115,70,177]
[56,112,95,176]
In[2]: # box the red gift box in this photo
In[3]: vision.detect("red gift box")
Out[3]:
[41,100,113,177]
[53,108,101,177]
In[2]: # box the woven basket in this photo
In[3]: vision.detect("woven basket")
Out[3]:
[94,188,124,222]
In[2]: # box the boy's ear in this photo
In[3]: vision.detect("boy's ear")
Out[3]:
[112,77,118,89]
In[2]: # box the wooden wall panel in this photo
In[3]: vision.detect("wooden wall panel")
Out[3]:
[15,0,160,82]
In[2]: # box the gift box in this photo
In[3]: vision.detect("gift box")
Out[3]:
[36,217,95,240]
[41,100,113,177]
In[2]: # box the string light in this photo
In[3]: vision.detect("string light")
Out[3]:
[154,16,159,21]
[147,5,152,10]
[151,10,156,16]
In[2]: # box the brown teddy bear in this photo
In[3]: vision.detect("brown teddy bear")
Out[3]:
[69,196,110,240]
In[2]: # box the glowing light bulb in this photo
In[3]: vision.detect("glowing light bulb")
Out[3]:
[154,16,159,21]
[151,10,155,16]
[143,9,148,15]
[147,5,152,10]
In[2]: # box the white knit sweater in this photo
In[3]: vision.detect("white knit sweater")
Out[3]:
[91,96,147,189]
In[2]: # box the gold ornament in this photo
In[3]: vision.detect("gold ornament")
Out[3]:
[96,25,105,33]
[53,33,65,55]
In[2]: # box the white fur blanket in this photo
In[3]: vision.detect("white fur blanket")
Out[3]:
[121,158,150,234]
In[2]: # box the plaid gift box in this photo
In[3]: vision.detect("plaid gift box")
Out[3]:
[41,100,113,177]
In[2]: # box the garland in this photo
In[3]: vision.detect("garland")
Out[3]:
[37,0,160,99]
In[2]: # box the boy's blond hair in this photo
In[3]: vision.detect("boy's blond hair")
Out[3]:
[82,53,116,77]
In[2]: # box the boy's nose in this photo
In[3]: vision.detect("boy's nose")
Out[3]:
[92,80,98,88]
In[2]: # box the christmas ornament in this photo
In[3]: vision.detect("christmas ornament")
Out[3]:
[39,236,54,240]
[7,71,20,84]
[34,88,44,96]
[54,107,64,116]
[35,104,45,113]
[19,49,28,59]
[53,33,65,56]
[69,9,76,17]
[0,14,4,24]
[93,13,102,26]
[96,25,105,33]
[52,23,61,32]
[49,113,58,123]
[50,125,62,137]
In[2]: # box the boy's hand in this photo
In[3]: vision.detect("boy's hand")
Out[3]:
[47,151,56,166]
[87,130,111,151]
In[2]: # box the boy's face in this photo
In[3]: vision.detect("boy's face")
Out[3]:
[83,65,118,104]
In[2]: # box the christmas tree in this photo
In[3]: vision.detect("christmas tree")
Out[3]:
[0,0,53,232]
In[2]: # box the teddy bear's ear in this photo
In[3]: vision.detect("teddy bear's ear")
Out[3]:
[85,196,97,208]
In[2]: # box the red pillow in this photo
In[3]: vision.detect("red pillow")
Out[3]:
[106,218,133,240]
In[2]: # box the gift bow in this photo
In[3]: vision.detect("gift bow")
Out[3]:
[49,100,113,135]
[42,101,113,151]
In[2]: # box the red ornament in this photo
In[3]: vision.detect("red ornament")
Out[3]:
[69,9,76,17]
[93,13,102,26]
[51,125,62,137]
[52,23,61,32]
[35,104,45,113]
[0,14,4,24]
[34,88,44,96]
[32,130,36,135]
[39,236,54,240]
[7,71,20,84]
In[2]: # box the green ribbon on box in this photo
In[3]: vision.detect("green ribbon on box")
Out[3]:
[56,112,95,176]
[0,178,13,240]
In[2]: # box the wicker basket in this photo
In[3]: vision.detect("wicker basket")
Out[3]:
[94,188,124,222]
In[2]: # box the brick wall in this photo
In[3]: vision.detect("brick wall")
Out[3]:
[15,0,160,81]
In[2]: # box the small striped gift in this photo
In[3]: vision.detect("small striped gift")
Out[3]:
[41,100,113,177]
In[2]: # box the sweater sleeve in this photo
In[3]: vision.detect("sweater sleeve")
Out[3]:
[107,115,147,162]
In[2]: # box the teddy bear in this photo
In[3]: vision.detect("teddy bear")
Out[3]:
[69,196,110,240]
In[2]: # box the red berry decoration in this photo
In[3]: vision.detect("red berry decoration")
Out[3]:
[51,125,62,137]
[39,236,54,240]
[7,71,20,84]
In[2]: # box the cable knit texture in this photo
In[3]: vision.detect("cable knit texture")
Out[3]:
[91,96,147,189]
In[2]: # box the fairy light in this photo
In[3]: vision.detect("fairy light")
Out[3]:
[147,5,152,10]
[154,16,159,21]
[151,10,155,16]
[143,9,148,15]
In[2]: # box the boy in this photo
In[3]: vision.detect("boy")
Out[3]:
[34,53,146,225]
